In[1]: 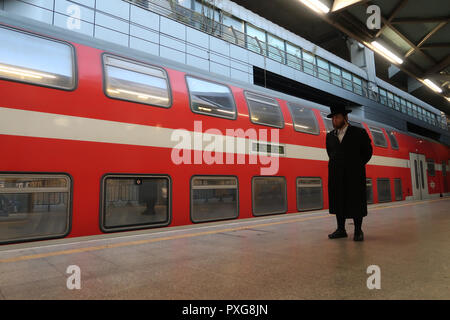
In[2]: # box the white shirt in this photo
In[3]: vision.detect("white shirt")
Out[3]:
[337,123,349,143]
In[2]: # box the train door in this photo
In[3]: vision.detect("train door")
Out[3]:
[409,153,429,200]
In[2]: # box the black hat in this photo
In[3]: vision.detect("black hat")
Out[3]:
[326,105,352,118]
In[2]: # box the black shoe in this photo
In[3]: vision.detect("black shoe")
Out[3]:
[354,230,364,241]
[328,229,348,239]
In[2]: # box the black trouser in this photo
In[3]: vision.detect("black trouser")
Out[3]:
[337,215,363,232]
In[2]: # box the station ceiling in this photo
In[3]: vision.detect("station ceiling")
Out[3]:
[232,0,450,115]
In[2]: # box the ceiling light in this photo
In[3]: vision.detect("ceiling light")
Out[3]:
[371,41,404,65]
[423,79,443,93]
[299,0,330,14]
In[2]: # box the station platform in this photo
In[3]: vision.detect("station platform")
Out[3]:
[0,198,449,300]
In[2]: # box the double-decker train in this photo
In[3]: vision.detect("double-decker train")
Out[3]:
[0,14,449,245]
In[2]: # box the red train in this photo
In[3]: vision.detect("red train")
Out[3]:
[0,17,449,245]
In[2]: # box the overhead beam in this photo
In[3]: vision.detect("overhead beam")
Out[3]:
[375,0,409,38]
[404,21,448,58]
[421,43,450,49]
[425,54,450,77]
[391,16,450,24]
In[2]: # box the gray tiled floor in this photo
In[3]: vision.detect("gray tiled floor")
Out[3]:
[0,198,449,299]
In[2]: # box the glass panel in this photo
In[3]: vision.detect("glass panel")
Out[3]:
[342,70,353,91]
[286,43,302,69]
[394,178,402,201]
[297,177,323,211]
[407,101,413,116]
[377,178,391,202]
[366,179,373,204]
[245,91,284,128]
[0,174,71,244]
[267,34,285,63]
[103,176,170,230]
[287,103,319,135]
[369,127,388,148]
[427,159,435,176]
[353,75,362,95]
[400,98,407,113]
[104,55,171,107]
[385,129,399,149]
[246,23,266,55]
[252,177,287,216]
[0,27,75,90]
[393,95,401,111]
[316,58,330,82]
[330,65,342,86]
[191,177,238,222]
[222,13,244,33]
[302,51,315,76]
[186,76,236,119]
[387,92,394,108]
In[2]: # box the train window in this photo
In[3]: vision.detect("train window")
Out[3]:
[385,129,399,150]
[369,127,388,148]
[103,55,171,108]
[245,91,284,128]
[0,174,71,244]
[101,175,171,232]
[427,159,435,177]
[296,177,323,211]
[252,177,287,216]
[287,103,319,135]
[0,27,75,90]
[366,179,373,204]
[349,120,364,129]
[394,178,402,201]
[191,176,238,223]
[321,113,334,132]
[377,178,392,203]
[186,76,237,119]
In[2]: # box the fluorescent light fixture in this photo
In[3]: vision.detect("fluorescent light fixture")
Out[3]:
[299,0,330,14]
[371,41,404,65]
[423,79,443,93]
[445,96,450,102]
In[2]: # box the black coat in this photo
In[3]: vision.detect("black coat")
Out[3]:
[326,125,373,218]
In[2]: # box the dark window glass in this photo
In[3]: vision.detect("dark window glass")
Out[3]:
[104,55,171,107]
[302,51,315,76]
[420,160,425,188]
[377,178,391,202]
[102,175,170,231]
[297,177,323,211]
[321,113,334,132]
[191,176,238,222]
[287,103,319,135]
[0,174,71,244]
[0,27,75,90]
[385,129,399,149]
[427,159,435,177]
[366,179,373,204]
[186,76,236,119]
[252,177,287,216]
[414,160,419,189]
[245,91,284,128]
[369,127,388,148]
[394,178,402,201]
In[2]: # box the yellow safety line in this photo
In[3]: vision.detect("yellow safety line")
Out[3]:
[0,197,448,264]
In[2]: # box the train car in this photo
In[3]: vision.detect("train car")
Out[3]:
[0,14,449,245]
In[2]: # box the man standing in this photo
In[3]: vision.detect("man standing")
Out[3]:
[326,106,373,241]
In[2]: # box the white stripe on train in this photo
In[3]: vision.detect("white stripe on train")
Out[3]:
[0,107,413,169]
